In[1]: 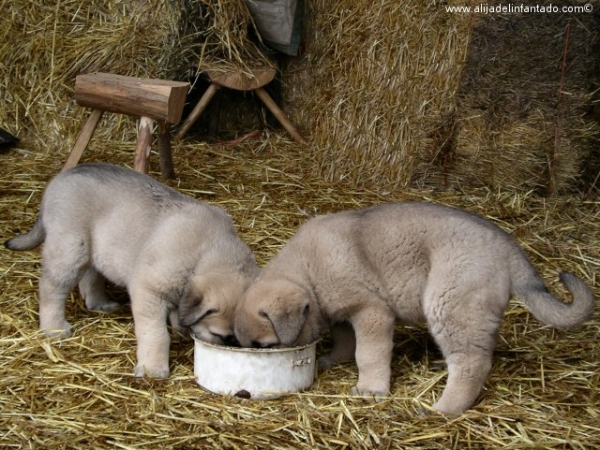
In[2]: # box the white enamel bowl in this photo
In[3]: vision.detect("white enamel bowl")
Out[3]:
[193,338,317,400]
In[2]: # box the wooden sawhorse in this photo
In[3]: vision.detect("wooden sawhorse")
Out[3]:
[63,72,190,178]
[177,68,306,145]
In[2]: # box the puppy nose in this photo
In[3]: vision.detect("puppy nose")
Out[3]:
[251,340,278,349]
[222,334,239,347]
[210,332,238,346]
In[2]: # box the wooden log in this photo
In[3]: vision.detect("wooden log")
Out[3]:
[75,73,189,124]
[157,121,175,179]
[63,109,104,170]
[134,117,154,173]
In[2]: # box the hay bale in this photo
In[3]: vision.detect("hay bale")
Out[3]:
[284,0,472,187]
[282,2,600,195]
[438,109,599,192]
[423,8,600,195]
[194,0,273,73]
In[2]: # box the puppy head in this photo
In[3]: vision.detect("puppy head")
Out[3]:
[178,271,253,346]
[234,277,323,348]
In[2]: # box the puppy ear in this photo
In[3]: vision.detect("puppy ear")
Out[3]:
[262,301,309,346]
[178,287,211,328]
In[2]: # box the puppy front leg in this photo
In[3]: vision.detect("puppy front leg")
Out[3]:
[318,322,356,369]
[130,285,171,378]
[79,267,121,312]
[349,308,395,398]
[168,308,188,342]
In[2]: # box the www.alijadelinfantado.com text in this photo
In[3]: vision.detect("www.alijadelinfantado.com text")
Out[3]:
[445,3,594,14]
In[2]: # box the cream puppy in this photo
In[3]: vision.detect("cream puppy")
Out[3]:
[234,202,595,414]
[6,163,259,378]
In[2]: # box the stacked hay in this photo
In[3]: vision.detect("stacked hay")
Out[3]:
[0,0,269,152]
[284,0,472,187]
[283,1,600,195]
[3,1,598,194]
[423,8,600,195]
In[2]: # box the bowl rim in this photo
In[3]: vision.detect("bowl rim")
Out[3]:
[192,335,319,354]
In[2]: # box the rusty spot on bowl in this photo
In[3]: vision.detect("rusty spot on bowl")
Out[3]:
[235,389,252,399]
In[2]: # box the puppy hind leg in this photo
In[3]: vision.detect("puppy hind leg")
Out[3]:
[39,275,74,338]
[423,275,507,415]
[37,237,90,338]
[319,322,356,369]
[79,268,120,312]
[429,319,498,415]
[431,351,493,415]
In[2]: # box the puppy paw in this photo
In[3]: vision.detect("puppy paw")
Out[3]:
[317,355,337,370]
[350,385,388,402]
[85,296,121,312]
[92,301,121,312]
[133,364,170,379]
[417,404,440,417]
[170,330,192,343]
[430,401,463,417]
[42,323,72,339]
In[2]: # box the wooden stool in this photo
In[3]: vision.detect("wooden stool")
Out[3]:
[63,72,190,178]
[177,68,306,145]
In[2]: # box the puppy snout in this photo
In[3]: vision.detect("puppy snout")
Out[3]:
[251,340,279,349]
[211,332,239,347]
[223,334,239,347]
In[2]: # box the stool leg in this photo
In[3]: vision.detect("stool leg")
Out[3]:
[134,116,154,174]
[176,83,220,140]
[254,87,307,145]
[157,121,176,179]
[63,109,104,171]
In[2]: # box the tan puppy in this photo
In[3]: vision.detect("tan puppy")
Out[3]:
[5,163,259,378]
[234,202,595,414]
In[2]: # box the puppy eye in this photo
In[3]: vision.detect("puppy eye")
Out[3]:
[302,304,309,317]
[201,308,218,319]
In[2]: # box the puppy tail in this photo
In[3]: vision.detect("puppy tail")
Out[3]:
[511,255,595,330]
[4,215,46,251]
